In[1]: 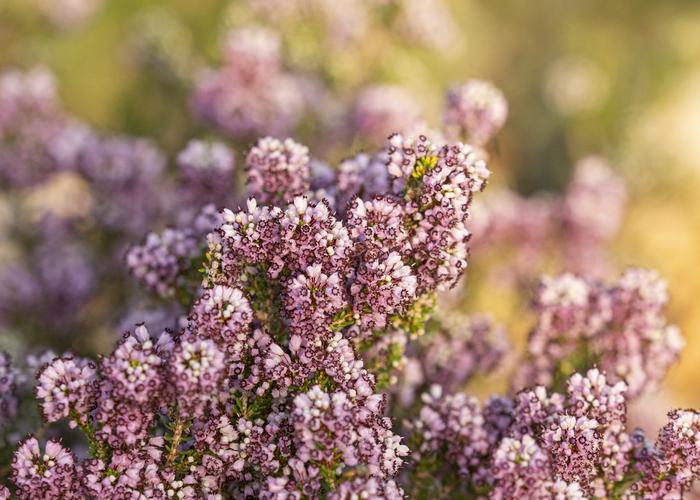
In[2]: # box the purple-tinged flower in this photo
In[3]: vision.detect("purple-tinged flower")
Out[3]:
[329,477,404,500]
[95,326,168,448]
[444,79,508,145]
[346,195,410,259]
[209,198,283,285]
[656,409,700,490]
[278,197,353,277]
[292,386,408,483]
[351,252,417,332]
[283,264,345,329]
[36,355,97,427]
[246,137,311,205]
[488,435,556,498]
[126,227,201,298]
[411,385,492,480]
[169,335,226,417]
[11,437,80,499]
[189,285,253,347]
[516,269,682,398]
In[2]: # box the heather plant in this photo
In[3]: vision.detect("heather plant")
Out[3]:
[0,121,491,496]
[1,53,698,498]
[2,111,699,498]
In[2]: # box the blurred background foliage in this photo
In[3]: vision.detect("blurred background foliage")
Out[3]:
[2,0,700,423]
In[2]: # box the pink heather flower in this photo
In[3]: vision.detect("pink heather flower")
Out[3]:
[36,355,97,427]
[211,198,283,284]
[384,133,439,186]
[80,444,203,498]
[194,414,281,482]
[278,197,353,277]
[411,385,492,480]
[656,409,700,489]
[352,84,423,145]
[126,227,201,298]
[444,79,508,145]
[169,335,226,417]
[0,352,18,431]
[99,325,165,406]
[565,369,627,424]
[516,269,682,398]
[283,264,345,328]
[488,435,554,498]
[246,137,311,205]
[95,326,168,448]
[0,485,8,499]
[11,437,80,499]
[329,477,404,500]
[382,134,489,292]
[292,386,408,483]
[351,251,417,332]
[189,285,253,349]
[510,385,565,438]
[346,195,410,258]
[542,414,601,486]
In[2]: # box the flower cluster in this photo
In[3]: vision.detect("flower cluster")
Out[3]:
[444,79,509,146]
[408,368,700,498]
[246,136,311,205]
[0,123,495,496]
[516,268,684,397]
[192,26,306,139]
[35,355,97,427]
[126,227,202,299]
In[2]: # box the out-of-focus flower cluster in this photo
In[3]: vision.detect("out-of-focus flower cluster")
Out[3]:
[470,155,627,283]
[408,368,700,498]
[516,268,683,397]
[192,26,306,139]
[0,67,238,348]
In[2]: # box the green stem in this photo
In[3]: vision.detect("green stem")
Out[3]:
[167,415,185,465]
